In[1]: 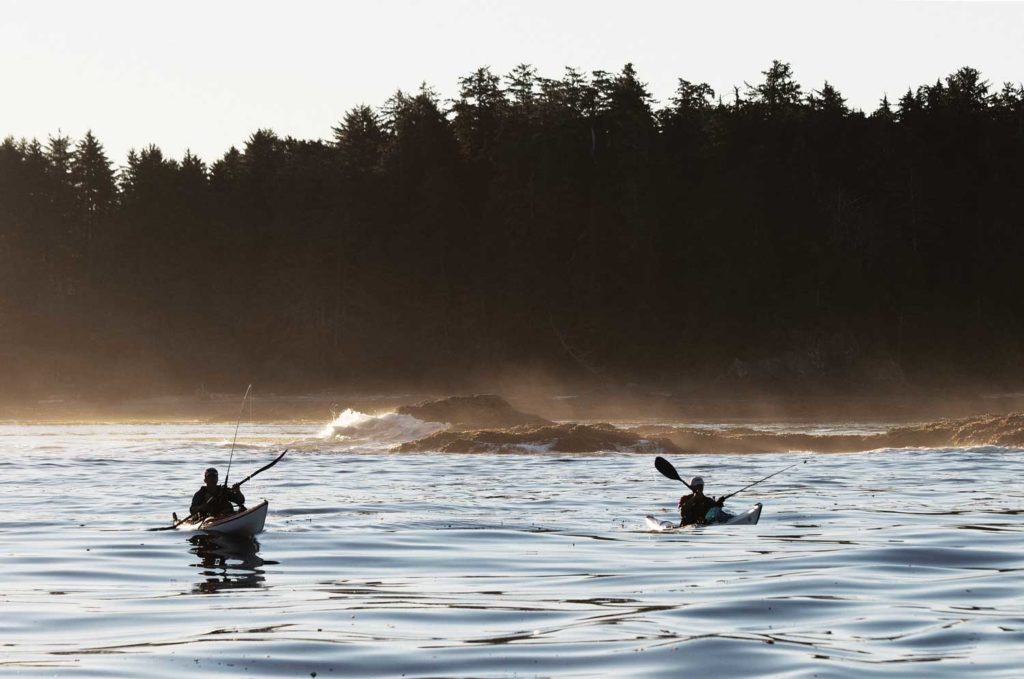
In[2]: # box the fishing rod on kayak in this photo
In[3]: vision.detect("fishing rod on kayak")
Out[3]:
[147,448,289,532]
[223,384,253,487]
[655,456,805,501]
[719,461,805,502]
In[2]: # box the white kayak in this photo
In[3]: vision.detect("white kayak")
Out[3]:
[645,503,763,531]
[191,500,269,537]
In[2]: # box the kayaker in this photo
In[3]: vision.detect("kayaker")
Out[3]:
[190,467,246,519]
[677,476,723,526]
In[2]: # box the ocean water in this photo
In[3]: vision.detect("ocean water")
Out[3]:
[1,417,1022,678]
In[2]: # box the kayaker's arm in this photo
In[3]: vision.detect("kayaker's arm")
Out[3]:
[226,483,245,508]
[190,489,207,515]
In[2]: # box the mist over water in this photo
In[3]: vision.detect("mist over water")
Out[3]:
[2,416,1023,677]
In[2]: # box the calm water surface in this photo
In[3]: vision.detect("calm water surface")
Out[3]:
[1,420,1022,677]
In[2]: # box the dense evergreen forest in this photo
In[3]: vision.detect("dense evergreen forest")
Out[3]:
[2,62,1023,400]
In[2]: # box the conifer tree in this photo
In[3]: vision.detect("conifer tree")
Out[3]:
[71,130,115,220]
[749,60,803,112]
[333,105,386,176]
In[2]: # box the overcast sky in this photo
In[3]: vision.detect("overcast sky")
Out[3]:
[2,0,1022,164]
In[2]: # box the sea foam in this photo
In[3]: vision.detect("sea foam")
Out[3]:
[318,408,447,447]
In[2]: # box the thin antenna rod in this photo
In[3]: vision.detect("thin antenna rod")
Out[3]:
[224,384,252,486]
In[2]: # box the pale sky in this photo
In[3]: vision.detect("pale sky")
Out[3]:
[2,0,1022,165]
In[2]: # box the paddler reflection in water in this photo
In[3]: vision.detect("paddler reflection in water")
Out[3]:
[190,467,246,519]
[677,476,724,526]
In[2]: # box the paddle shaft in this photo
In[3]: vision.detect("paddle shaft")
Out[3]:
[151,492,226,531]
[234,448,288,486]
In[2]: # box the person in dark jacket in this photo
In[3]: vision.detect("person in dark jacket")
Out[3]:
[677,476,722,526]
[190,467,245,519]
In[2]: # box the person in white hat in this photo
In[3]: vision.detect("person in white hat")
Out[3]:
[677,476,723,526]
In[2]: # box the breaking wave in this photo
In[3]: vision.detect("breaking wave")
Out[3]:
[318,408,447,447]
[315,396,1024,455]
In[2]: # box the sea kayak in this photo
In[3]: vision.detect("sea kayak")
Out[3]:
[190,500,269,537]
[645,502,763,531]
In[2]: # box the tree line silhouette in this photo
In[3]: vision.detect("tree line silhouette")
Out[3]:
[2,61,1023,399]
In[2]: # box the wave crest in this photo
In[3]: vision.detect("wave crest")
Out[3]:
[319,409,447,446]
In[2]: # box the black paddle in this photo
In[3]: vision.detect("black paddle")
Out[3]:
[654,456,694,491]
[232,448,289,487]
[148,449,289,531]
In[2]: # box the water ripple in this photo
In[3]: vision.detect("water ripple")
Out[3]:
[1,424,1022,677]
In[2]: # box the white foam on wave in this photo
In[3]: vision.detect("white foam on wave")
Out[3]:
[318,408,447,447]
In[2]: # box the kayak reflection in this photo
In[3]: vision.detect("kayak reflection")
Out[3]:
[187,532,277,594]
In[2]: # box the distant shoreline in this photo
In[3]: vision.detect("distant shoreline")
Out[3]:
[4,388,1024,425]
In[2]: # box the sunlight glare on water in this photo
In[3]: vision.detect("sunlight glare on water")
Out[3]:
[1,419,1022,678]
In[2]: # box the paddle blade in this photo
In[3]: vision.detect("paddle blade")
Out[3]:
[654,456,681,481]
